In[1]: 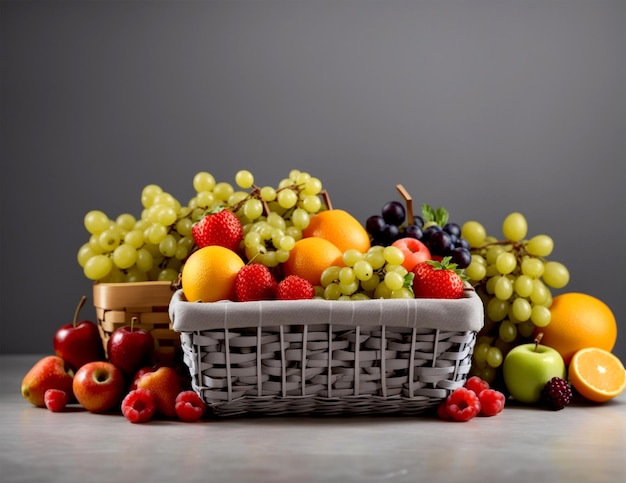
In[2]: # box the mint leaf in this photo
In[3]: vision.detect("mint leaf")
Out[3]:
[421,203,449,227]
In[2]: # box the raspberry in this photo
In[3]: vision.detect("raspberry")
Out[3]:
[444,387,481,422]
[121,388,157,423]
[44,389,68,412]
[465,376,490,396]
[541,377,573,411]
[478,389,506,416]
[276,275,315,300]
[436,401,453,420]
[175,390,207,422]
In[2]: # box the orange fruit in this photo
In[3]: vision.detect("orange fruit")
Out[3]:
[538,292,617,365]
[568,348,626,403]
[302,209,371,253]
[181,245,244,302]
[282,237,344,286]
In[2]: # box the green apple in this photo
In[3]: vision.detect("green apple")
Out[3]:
[503,342,566,404]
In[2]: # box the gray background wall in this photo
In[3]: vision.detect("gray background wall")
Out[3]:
[2,0,625,361]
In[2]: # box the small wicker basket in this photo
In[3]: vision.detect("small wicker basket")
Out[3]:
[93,281,180,365]
[169,289,484,417]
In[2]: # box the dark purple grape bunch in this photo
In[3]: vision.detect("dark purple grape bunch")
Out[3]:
[365,202,472,269]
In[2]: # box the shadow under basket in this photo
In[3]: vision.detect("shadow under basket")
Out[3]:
[169,289,484,417]
[93,281,180,365]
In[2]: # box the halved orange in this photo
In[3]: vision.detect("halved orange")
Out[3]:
[568,347,626,403]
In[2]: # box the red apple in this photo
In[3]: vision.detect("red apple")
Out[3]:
[21,355,75,407]
[53,296,105,371]
[73,361,126,413]
[392,237,431,271]
[107,317,155,377]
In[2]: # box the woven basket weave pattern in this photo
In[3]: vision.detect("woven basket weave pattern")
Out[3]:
[181,323,477,416]
[93,282,180,363]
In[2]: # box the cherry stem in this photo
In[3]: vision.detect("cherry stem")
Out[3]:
[73,296,87,328]
[534,332,544,352]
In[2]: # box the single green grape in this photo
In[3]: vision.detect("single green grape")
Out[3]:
[213,182,234,201]
[193,172,216,193]
[243,198,264,220]
[486,346,503,368]
[141,184,163,208]
[542,261,570,288]
[235,169,254,189]
[530,305,551,327]
[521,257,544,278]
[291,208,310,230]
[301,195,322,213]
[384,271,405,291]
[77,244,97,268]
[494,276,513,300]
[502,212,528,242]
[116,213,136,232]
[511,297,532,321]
[353,260,373,281]
[304,177,322,195]
[466,259,487,281]
[98,227,121,252]
[499,320,517,343]
[461,221,487,248]
[495,252,517,275]
[324,283,342,300]
[277,189,298,209]
[195,190,214,208]
[260,186,277,202]
[382,246,404,265]
[159,234,178,258]
[135,248,154,272]
[84,254,113,280]
[147,224,168,245]
[391,288,414,299]
[112,243,138,269]
[526,235,554,257]
[514,274,534,297]
[84,210,110,235]
[364,249,385,270]
[175,217,193,237]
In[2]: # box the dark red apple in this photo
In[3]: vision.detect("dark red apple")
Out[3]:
[391,237,432,271]
[53,296,105,371]
[107,317,155,377]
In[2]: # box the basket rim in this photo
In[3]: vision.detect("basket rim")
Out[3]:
[169,288,484,333]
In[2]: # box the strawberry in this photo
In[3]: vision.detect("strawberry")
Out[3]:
[191,208,243,252]
[234,264,278,301]
[276,275,315,300]
[412,256,467,299]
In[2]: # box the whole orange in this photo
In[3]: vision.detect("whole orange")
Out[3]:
[181,245,244,302]
[538,292,617,365]
[302,209,371,253]
[283,237,344,286]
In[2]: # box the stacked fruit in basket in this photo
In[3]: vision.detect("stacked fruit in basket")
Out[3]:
[20,169,625,423]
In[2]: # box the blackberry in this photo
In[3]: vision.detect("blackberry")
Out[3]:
[541,377,573,410]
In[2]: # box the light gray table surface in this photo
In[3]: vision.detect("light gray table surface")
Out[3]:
[2,354,625,483]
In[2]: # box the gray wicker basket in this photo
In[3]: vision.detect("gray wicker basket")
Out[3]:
[169,289,484,417]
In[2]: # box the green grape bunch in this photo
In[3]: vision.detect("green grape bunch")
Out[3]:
[77,169,328,283]
[317,245,415,301]
[461,212,570,388]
